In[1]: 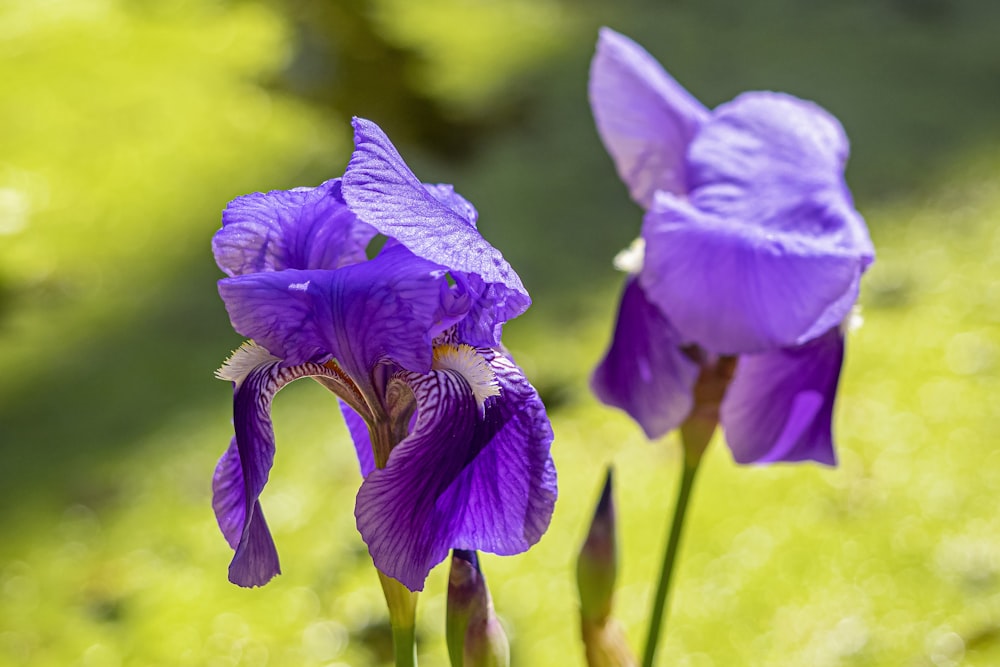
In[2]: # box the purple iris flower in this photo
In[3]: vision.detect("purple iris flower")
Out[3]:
[588,28,875,465]
[211,118,557,591]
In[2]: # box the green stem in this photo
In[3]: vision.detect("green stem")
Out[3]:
[640,455,702,667]
[392,623,417,667]
[378,571,419,667]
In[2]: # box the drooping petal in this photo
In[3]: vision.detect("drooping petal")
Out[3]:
[591,278,699,439]
[218,246,452,396]
[451,349,557,558]
[339,400,376,478]
[216,356,349,586]
[213,179,376,277]
[212,437,256,551]
[342,118,530,343]
[641,192,864,354]
[589,27,710,208]
[719,326,844,465]
[355,350,556,591]
[355,370,477,590]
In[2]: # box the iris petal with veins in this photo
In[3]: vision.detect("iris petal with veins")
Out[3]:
[211,118,556,591]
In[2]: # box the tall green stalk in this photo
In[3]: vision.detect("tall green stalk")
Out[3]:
[640,455,702,667]
[379,571,419,667]
[392,623,417,667]
[639,354,727,667]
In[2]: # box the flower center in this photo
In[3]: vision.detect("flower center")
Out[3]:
[432,344,501,411]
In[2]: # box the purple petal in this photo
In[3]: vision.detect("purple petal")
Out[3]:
[213,179,376,277]
[212,437,253,550]
[719,326,844,465]
[423,183,479,227]
[218,246,453,392]
[339,400,376,478]
[449,272,526,348]
[216,357,344,586]
[687,92,875,267]
[355,350,556,591]
[589,27,710,207]
[342,118,530,339]
[641,193,865,354]
[452,349,556,552]
[591,278,699,438]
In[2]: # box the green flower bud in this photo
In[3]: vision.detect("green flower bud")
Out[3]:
[577,468,618,623]
[447,550,510,667]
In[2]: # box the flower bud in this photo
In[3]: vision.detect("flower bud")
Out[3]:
[446,550,510,667]
[581,618,637,667]
[577,468,618,623]
[578,469,638,666]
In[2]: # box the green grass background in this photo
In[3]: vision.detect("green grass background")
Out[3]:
[1,0,999,665]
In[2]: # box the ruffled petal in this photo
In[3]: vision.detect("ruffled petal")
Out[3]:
[355,350,556,591]
[589,27,710,207]
[687,92,875,266]
[218,245,452,393]
[641,192,864,354]
[216,356,347,586]
[449,272,525,348]
[591,278,699,438]
[423,183,479,227]
[213,179,376,277]
[719,326,844,465]
[342,118,530,342]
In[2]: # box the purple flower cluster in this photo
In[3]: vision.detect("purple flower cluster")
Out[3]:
[212,118,556,591]
[589,28,874,464]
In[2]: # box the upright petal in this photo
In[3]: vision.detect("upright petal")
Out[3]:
[589,27,710,207]
[213,179,376,277]
[355,350,556,591]
[719,326,845,465]
[687,92,874,267]
[218,246,452,395]
[216,356,349,586]
[342,117,530,340]
[591,278,699,438]
[641,193,864,354]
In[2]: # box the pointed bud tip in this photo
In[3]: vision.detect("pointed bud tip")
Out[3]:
[577,467,619,623]
[596,467,614,516]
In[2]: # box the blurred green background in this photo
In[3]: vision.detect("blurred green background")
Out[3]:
[1,0,999,665]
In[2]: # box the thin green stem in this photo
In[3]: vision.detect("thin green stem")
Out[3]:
[640,456,702,667]
[392,623,417,667]
[378,571,419,667]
